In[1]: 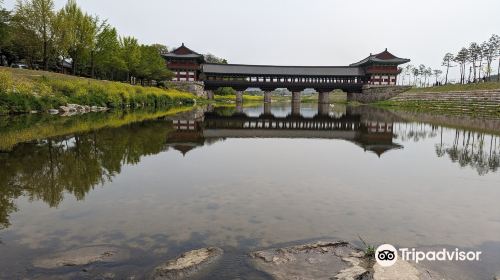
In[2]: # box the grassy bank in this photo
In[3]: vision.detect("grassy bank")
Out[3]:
[375,100,500,117]
[408,82,500,93]
[0,106,193,151]
[374,82,500,116]
[0,67,198,114]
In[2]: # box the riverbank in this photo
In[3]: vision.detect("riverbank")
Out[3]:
[213,94,263,103]
[0,67,198,115]
[407,82,500,93]
[376,89,500,116]
[374,82,500,116]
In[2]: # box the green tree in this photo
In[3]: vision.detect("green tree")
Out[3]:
[88,16,107,78]
[468,42,481,82]
[120,36,141,83]
[441,53,454,84]
[412,67,419,86]
[418,64,426,87]
[135,44,171,85]
[484,34,499,80]
[433,69,442,85]
[94,26,125,80]
[205,53,228,64]
[151,43,168,55]
[56,0,93,75]
[403,64,413,86]
[454,48,469,84]
[0,2,12,65]
[13,0,55,70]
[214,87,236,96]
[478,41,489,80]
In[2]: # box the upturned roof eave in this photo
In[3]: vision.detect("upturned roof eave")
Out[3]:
[350,57,411,67]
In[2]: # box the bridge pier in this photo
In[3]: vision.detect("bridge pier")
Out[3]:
[236,91,243,103]
[291,96,301,116]
[292,91,301,103]
[264,91,272,103]
[264,102,272,115]
[318,102,330,116]
[236,101,243,114]
[318,92,330,104]
[205,90,214,100]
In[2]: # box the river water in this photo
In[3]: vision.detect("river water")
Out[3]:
[0,103,499,279]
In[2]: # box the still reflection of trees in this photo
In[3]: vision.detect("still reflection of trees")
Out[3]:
[0,121,173,229]
[394,123,500,175]
[443,129,500,175]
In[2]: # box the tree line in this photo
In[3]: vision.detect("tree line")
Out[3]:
[400,34,500,87]
[0,0,172,85]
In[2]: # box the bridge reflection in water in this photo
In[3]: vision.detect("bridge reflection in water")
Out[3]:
[166,105,402,157]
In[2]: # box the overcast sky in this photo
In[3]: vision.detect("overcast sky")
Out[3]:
[4,0,500,81]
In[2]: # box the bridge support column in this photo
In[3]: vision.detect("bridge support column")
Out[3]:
[292,91,301,103]
[291,92,301,116]
[236,102,243,114]
[205,90,214,100]
[318,92,330,104]
[264,102,272,115]
[318,102,330,116]
[264,91,272,103]
[236,91,243,103]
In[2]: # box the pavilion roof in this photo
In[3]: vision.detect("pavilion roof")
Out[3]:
[164,53,203,58]
[202,64,364,77]
[163,43,204,60]
[350,49,410,67]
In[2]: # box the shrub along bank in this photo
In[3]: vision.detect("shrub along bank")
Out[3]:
[0,68,197,114]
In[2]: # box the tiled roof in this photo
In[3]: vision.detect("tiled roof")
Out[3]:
[202,64,364,76]
[350,49,410,67]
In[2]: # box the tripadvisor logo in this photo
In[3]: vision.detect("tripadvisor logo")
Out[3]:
[375,244,482,267]
[375,244,398,267]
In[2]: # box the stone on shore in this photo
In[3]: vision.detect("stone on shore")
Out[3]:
[373,260,421,280]
[373,259,448,280]
[33,245,130,269]
[152,247,223,280]
[249,241,370,280]
[250,240,448,280]
[48,109,59,114]
[59,105,70,112]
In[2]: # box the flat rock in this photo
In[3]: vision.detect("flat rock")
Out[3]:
[373,260,420,280]
[249,240,370,280]
[373,259,448,280]
[33,245,130,269]
[152,247,223,280]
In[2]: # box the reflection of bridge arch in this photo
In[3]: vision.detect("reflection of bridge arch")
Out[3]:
[166,108,403,157]
[204,112,361,131]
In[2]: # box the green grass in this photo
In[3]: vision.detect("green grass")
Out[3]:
[358,235,375,258]
[408,82,500,93]
[0,67,198,114]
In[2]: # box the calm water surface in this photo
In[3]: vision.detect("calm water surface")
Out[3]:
[0,103,499,279]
